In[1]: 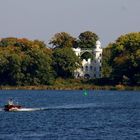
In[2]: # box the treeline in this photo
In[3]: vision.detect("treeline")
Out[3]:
[102,32,140,86]
[0,31,140,86]
[0,38,54,85]
[0,31,98,86]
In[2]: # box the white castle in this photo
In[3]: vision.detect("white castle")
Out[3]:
[72,40,102,79]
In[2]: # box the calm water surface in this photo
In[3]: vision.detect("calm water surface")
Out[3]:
[0,90,140,140]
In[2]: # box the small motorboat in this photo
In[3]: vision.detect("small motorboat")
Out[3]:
[4,99,22,111]
[4,99,41,112]
[4,104,22,111]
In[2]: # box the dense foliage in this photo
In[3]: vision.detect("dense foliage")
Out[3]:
[0,38,54,85]
[0,31,139,87]
[77,31,99,49]
[49,32,76,48]
[52,47,81,78]
[102,32,140,85]
[49,31,99,49]
[102,45,113,78]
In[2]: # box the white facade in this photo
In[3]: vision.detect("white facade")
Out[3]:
[72,40,102,79]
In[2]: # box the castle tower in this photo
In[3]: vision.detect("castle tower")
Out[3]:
[72,40,102,79]
[93,40,102,78]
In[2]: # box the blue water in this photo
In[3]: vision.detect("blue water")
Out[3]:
[0,90,140,140]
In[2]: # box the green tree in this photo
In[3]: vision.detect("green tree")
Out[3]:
[105,32,140,85]
[0,37,54,86]
[22,47,54,85]
[78,31,99,49]
[0,46,22,85]
[0,37,18,47]
[102,44,113,78]
[49,32,76,48]
[53,47,81,78]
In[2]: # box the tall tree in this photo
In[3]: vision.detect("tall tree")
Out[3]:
[78,31,99,49]
[49,32,76,48]
[52,47,81,78]
[105,32,140,85]
[102,44,113,78]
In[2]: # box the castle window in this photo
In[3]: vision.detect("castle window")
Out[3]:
[85,66,88,71]
[90,66,93,70]
[84,74,90,79]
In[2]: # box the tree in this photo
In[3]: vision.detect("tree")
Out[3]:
[0,37,54,86]
[0,37,18,47]
[102,44,113,78]
[49,32,76,48]
[105,32,140,85]
[0,46,23,85]
[52,47,81,78]
[22,47,54,85]
[77,31,99,49]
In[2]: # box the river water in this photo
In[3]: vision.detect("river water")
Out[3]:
[0,90,140,140]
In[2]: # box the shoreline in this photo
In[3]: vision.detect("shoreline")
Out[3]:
[0,85,140,91]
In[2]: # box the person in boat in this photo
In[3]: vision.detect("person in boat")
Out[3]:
[8,98,14,105]
[4,99,22,111]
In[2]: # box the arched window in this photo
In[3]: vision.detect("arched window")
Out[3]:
[81,52,93,61]
[90,66,93,70]
[85,66,88,71]
[84,74,90,79]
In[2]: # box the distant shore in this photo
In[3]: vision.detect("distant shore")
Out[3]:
[0,84,140,91]
[0,78,139,91]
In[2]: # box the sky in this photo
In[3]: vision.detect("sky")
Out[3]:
[0,0,140,47]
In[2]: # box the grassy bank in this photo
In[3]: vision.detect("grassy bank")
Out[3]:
[0,78,140,90]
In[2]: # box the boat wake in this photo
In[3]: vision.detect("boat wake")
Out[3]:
[0,107,46,112]
[44,103,95,110]
[0,103,96,112]
[0,103,139,112]
[15,108,45,112]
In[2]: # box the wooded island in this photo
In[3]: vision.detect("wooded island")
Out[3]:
[0,31,139,89]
